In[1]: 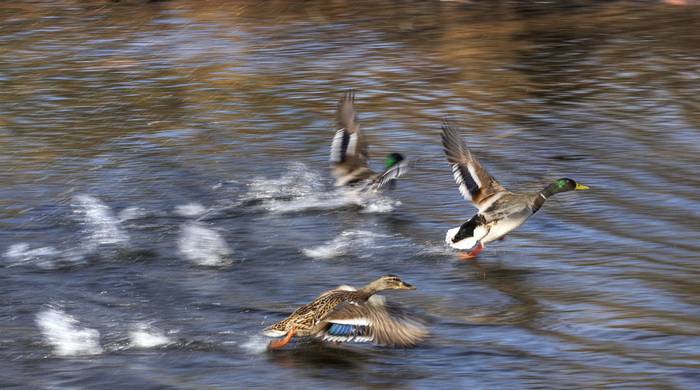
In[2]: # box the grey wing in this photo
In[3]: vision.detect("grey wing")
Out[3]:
[314,301,427,347]
[329,90,369,169]
[481,193,533,222]
[441,120,506,210]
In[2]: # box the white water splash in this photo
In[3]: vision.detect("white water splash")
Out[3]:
[262,191,358,213]
[4,243,88,269]
[178,222,232,266]
[242,162,324,202]
[302,230,385,259]
[117,206,149,222]
[240,163,400,214]
[418,242,459,257]
[4,196,130,269]
[72,194,128,249]
[4,243,61,269]
[129,323,171,348]
[358,195,400,213]
[241,335,268,354]
[174,203,207,217]
[35,308,103,356]
[302,239,349,259]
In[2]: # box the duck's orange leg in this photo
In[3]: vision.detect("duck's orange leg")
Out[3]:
[268,327,296,350]
[458,243,484,260]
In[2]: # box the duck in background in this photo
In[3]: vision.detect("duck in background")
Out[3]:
[441,120,589,259]
[329,90,409,192]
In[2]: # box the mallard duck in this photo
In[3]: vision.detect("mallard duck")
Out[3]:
[441,120,589,259]
[264,275,426,349]
[329,90,408,191]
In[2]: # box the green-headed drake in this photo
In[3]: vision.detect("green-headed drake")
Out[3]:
[264,275,426,349]
[441,120,589,259]
[329,90,408,191]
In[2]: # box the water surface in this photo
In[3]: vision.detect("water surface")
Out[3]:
[1,1,700,388]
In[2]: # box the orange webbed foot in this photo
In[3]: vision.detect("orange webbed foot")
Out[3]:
[457,243,484,260]
[268,327,296,350]
[458,252,477,260]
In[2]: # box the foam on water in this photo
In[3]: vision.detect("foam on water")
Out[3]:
[174,203,207,217]
[128,323,171,348]
[178,222,232,266]
[302,230,384,259]
[35,307,103,356]
[72,194,129,249]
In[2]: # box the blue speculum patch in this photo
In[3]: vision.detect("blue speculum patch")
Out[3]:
[327,323,368,336]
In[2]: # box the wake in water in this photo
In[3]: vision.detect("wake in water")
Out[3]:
[35,307,103,356]
[302,230,384,259]
[300,229,417,260]
[302,229,457,261]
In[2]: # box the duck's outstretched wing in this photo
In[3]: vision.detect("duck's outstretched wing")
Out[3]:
[367,158,410,191]
[330,90,370,171]
[441,120,506,210]
[314,301,427,347]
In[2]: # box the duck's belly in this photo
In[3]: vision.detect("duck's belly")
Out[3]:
[482,215,529,244]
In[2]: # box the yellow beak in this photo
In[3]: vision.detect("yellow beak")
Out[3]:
[575,183,590,190]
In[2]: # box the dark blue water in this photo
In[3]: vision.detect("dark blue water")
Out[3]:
[2,1,700,388]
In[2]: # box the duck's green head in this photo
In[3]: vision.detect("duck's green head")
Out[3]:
[553,178,589,193]
[384,153,405,170]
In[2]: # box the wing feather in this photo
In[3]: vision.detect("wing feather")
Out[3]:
[441,120,506,210]
[367,159,410,191]
[315,301,427,347]
[330,90,369,167]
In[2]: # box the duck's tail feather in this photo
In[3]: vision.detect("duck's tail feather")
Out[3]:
[445,227,478,250]
[445,214,488,250]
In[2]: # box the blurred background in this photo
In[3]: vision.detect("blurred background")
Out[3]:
[1,0,699,388]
